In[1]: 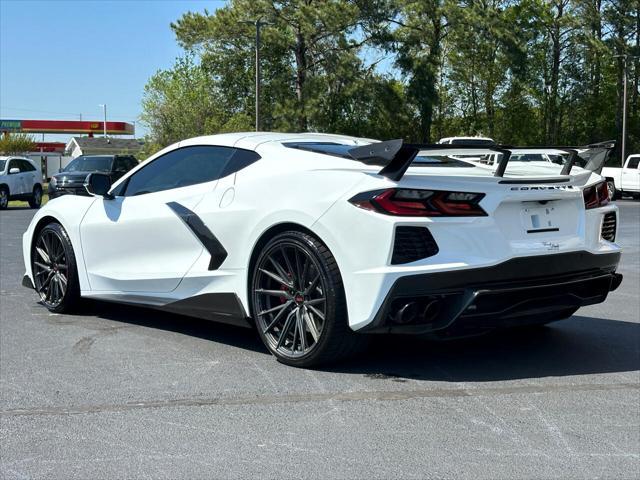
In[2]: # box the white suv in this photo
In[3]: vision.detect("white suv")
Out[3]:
[0,156,43,209]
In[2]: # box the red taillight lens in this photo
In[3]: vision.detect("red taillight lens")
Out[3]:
[349,189,487,217]
[583,181,609,209]
[597,182,610,207]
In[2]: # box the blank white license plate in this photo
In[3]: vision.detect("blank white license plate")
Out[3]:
[521,205,560,233]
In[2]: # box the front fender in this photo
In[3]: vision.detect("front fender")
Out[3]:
[22,195,96,292]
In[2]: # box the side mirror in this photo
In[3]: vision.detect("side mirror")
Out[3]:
[9,167,20,174]
[84,173,113,199]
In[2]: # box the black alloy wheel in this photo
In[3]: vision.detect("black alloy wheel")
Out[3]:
[251,231,365,367]
[32,223,79,312]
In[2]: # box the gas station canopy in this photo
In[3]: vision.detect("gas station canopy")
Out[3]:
[0,119,134,136]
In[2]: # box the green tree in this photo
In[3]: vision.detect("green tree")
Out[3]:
[605,0,638,161]
[140,55,231,148]
[141,0,639,152]
[0,133,36,155]
[171,0,380,133]
[445,1,530,139]
[382,0,448,142]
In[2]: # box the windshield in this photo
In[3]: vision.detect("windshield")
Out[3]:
[63,156,113,173]
[0,160,6,172]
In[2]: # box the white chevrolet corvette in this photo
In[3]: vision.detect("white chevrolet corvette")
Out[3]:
[22,132,622,366]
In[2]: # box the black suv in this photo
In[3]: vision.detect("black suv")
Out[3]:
[48,155,138,199]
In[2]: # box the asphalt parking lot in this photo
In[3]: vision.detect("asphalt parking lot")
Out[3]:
[0,201,638,479]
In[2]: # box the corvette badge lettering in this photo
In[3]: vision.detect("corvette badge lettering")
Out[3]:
[511,186,575,191]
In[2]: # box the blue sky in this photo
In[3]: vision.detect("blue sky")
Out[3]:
[0,0,226,141]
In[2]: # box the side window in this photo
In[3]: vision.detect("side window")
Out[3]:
[627,157,640,169]
[123,146,236,197]
[7,158,26,173]
[127,157,139,170]
[113,157,129,173]
[18,160,36,172]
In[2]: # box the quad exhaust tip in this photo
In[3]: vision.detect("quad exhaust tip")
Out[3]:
[392,299,442,325]
[393,302,418,324]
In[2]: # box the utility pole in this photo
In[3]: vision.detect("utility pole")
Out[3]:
[98,104,107,137]
[613,55,639,166]
[240,18,271,131]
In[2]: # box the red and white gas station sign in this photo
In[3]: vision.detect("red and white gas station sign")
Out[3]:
[0,119,134,135]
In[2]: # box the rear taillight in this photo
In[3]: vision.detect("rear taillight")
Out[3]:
[349,188,487,217]
[583,181,609,209]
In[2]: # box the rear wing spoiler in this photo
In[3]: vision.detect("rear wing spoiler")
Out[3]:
[348,139,616,181]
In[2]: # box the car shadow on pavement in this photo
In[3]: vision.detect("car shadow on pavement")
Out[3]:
[85,300,268,355]
[328,316,640,382]
[86,299,639,381]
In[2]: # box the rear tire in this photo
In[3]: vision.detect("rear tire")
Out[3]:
[28,185,42,209]
[32,222,80,313]
[0,186,8,210]
[250,231,367,367]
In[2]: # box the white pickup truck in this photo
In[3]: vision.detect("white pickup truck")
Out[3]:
[602,154,640,199]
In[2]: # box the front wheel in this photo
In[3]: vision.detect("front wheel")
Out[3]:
[32,222,80,313]
[29,185,42,209]
[251,231,365,367]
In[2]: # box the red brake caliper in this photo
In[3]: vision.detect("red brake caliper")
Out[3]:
[279,272,293,304]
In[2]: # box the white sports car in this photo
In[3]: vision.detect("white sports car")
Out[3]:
[21,133,622,367]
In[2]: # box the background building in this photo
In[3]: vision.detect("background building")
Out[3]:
[65,137,143,159]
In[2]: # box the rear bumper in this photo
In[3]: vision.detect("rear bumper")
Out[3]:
[359,250,622,334]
